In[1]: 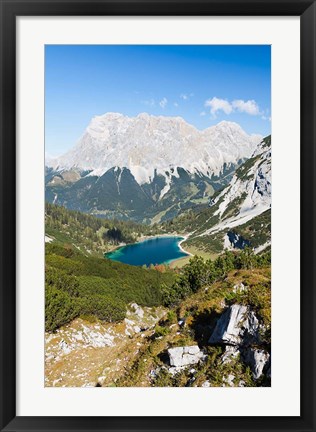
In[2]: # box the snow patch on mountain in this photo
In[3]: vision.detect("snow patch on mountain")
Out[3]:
[47,113,262,185]
[254,241,271,254]
[159,173,172,200]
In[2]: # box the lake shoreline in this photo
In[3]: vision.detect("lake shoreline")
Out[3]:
[105,233,193,266]
[137,234,194,265]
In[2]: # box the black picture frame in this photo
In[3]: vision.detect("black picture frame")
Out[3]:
[0,1,315,431]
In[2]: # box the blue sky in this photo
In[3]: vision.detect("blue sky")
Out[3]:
[45,45,271,156]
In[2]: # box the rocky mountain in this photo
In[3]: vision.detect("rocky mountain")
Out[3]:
[45,113,262,222]
[164,136,271,254]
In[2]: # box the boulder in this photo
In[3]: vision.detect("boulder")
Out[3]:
[223,374,235,387]
[243,348,270,380]
[168,366,185,376]
[209,304,259,346]
[233,282,247,293]
[168,345,204,367]
[130,303,144,318]
[221,345,240,364]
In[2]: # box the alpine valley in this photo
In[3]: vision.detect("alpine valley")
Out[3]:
[45,113,272,388]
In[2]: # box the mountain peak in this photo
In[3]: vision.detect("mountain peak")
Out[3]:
[47,113,262,184]
[216,120,243,128]
[96,112,125,120]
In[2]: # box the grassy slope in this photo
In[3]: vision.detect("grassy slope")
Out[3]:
[116,266,271,387]
[45,243,176,331]
[183,208,271,254]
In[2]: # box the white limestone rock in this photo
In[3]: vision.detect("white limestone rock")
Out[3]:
[168,345,204,367]
[58,340,71,355]
[133,325,141,334]
[221,346,240,364]
[130,303,144,318]
[209,304,259,346]
[80,325,115,348]
[168,366,186,376]
[233,282,247,293]
[243,348,270,380]
[223,374,235,387]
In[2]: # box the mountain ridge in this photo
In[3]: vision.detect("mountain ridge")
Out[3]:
[45,114,264,223]
[46,113,262,185]
[165,135,271,254]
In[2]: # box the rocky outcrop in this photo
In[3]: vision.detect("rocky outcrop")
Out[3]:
[124,303,164,336]
[209,304,259,346]
[221,345,239,364]
[242,348,270,380]
[209,304,270,381]
[168,345,204,367]
[129,303,144,318]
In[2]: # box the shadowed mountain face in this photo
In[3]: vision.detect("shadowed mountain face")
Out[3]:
[46,113,263,223]
[45,163,245,223]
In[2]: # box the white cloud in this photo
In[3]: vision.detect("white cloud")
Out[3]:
[174,102,179,107]
[180,92,194,101]
[205,97,233,116]
[232,99,260,115]
[205,96,263,117]
[200,111,206,116]
[142,98,155,107]
[159,97,168,109]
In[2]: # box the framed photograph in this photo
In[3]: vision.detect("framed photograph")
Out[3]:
[0,1,315,431]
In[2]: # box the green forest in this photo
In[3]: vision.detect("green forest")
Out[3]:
[45,204,270,333]
[45,202,161,256]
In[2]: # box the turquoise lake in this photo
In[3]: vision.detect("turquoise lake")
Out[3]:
[105,236,189,266]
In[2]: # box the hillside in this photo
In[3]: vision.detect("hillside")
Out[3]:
[45,242,176,332]
[45,243,271,387]
[116,260,271,388]
[45,202,161,256]
[162,135,271,255]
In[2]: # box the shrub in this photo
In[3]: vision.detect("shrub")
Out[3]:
[78,295,126,322]
[154,325,170,338]
[45,267,80,297]
[166,310,177,324]
[45,286,79,332]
